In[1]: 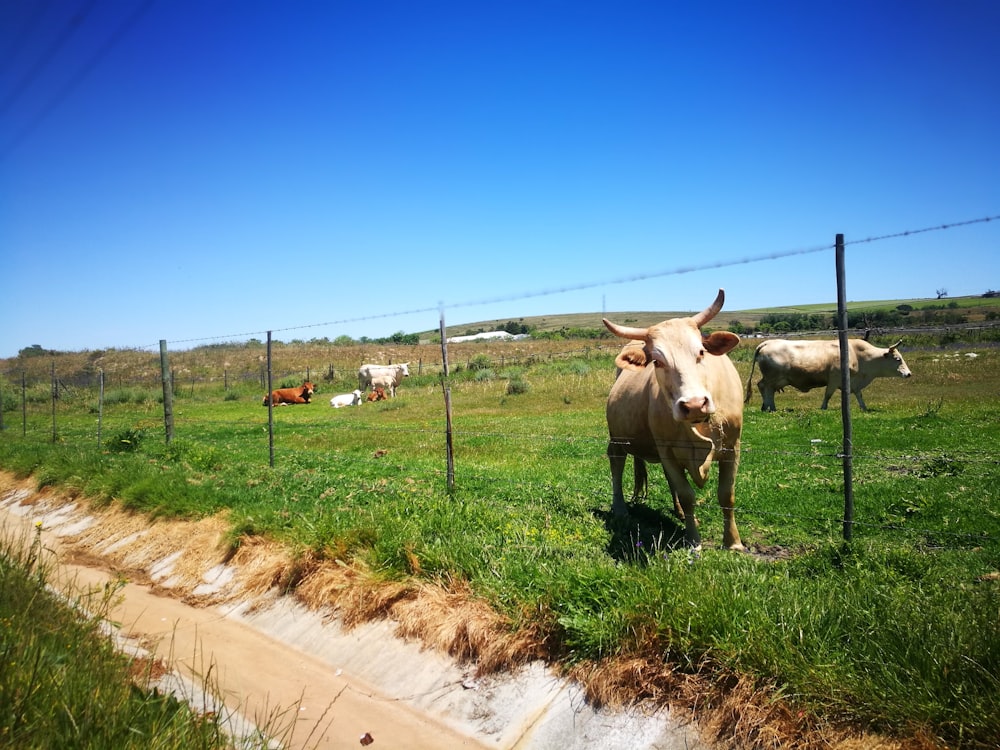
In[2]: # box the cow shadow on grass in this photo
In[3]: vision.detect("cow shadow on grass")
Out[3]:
[593,502,689,565]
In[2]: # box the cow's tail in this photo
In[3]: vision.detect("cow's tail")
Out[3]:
[744,343,763,404]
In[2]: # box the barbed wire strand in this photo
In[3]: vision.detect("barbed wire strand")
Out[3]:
[14,407,997,547]
[155,214,999,351]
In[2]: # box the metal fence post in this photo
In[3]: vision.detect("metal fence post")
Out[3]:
[836,234,855,541]
[97,370,104,449]
[50,360,57,443]
[266,331,275,468]
[160,340,174,445]
[439,307,455,491]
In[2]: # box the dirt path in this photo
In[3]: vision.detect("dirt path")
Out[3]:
[0,478,706,750]
[1,494,488,750]
[65,562,487,749]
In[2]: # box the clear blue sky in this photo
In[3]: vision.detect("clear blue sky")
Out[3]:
[2,1,998,358]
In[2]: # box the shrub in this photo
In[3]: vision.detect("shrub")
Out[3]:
[506,376,529,395]
[468,354,493,371]
[105,427,145,453]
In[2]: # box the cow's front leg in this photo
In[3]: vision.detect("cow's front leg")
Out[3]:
[854,389,869,411]
[820,383,836,409]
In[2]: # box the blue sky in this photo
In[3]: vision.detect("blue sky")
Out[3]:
[2,1,998,357]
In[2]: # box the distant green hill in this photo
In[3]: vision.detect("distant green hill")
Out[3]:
[439,294,999,338]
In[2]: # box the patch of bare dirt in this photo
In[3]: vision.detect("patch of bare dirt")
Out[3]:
[0,476,488,750]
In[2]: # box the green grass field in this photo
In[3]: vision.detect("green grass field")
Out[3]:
[1,334,999,748]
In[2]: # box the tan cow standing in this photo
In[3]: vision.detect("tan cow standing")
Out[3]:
[745,338,912,412]
[605,289,745,551]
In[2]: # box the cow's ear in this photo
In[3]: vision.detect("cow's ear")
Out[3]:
[703,331,740,356]
[615,345,650,370]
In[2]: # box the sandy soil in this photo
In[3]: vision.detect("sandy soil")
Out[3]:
[0,476,712,750]
[1,489,489,750]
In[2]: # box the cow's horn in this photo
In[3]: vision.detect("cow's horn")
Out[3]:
[890,339,903,349]
[691,288,725,327]
[603,319,647,340]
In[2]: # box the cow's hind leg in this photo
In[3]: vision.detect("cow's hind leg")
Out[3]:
[632,458,647,502]
[716,448,744,551]
[758,382,777,412]
[670,488,685,519]
[607,443,629,517]
[661,463,701,550]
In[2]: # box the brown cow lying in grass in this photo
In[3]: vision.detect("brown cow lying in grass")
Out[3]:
[263,381,315,406]
[366,386,387,402]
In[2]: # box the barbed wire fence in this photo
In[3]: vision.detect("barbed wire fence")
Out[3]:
[4,390,997,551]
[2,218,999,551]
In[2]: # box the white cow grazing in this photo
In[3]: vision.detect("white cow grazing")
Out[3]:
[745,338,912,412]
[358,362,410,397]
[330,390,363,408]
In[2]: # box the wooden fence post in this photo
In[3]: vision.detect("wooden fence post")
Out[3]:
[836,234,855,542]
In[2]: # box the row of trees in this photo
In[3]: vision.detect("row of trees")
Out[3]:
[729,302,974,335]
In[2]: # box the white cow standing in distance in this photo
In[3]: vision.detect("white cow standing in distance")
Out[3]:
[330,390,363,408]
[745,338,912,412]
[358,362,410,397]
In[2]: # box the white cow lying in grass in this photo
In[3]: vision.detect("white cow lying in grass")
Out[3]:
[330,390,363,408]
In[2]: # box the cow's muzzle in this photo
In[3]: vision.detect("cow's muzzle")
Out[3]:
[676,395,715,423]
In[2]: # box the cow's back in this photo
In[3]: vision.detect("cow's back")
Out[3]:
[758,339,837,391]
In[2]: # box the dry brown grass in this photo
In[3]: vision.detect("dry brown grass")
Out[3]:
[1,338,604,386]
[566,657,946,750]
